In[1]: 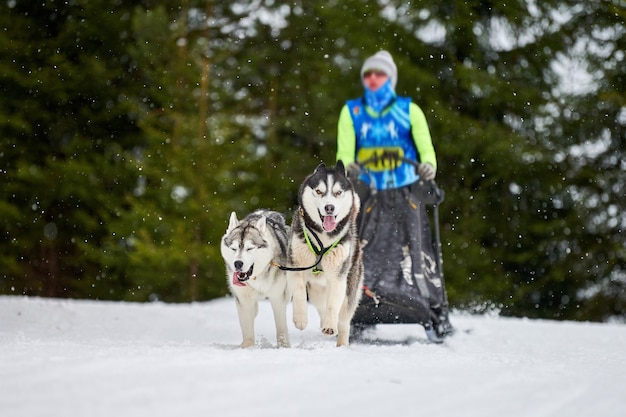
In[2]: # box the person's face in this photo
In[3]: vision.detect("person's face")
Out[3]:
[363,70,389,91]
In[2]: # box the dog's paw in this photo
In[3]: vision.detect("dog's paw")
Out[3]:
[321,317,338,336]
[239,339,255,348]
[293,316,308,330]
[322,326,337,336]
[277,334,290,348]
[293,304,308,330]
[336,332,349,347]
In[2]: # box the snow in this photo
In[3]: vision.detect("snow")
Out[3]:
[2,296,625,417]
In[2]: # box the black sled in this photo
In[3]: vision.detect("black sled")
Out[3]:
[350,156,453,344]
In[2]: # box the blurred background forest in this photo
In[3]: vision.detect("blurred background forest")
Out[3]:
[1,0,624,322]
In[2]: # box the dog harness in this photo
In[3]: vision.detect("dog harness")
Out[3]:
[302,223,340,274]
[270,209,341,274]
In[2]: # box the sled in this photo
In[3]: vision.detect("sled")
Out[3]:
[350,154,453,343]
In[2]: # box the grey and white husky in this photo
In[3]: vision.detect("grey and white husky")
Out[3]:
[289,161,364,346]
[220,210,291,348]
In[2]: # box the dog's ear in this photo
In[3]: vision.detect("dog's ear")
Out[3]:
[336,160,346,176]
[314,162,326,173]
[255,215,267,234]
[227,211,239,233]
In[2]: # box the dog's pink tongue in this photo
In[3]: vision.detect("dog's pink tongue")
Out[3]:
[323,215,336,232]
[232,272,246,287]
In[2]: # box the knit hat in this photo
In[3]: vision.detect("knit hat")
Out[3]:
[360,50,397,89]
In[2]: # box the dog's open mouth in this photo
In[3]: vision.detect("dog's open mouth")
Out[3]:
[232,265,254,287]
[322,215,337,232]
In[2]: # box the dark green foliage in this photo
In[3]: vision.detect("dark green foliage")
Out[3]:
[1,1,623,322]
[0,0,147,297]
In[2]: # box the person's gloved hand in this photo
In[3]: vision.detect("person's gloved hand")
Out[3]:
[418,163,436,181]
[346,162,361,179]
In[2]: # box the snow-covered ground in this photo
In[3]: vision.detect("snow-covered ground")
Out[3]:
[1,296,625,417]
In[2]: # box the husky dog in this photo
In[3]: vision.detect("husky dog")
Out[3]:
[289,161,364,346]
[220,210,291,348]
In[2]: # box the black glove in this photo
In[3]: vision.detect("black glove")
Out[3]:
[346,162,361,179]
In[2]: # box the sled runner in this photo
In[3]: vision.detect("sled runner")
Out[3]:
[350,154,453,343]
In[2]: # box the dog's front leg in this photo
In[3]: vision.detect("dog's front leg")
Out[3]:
[321,275,347,337]
[307,282,327,327]
[235,295,258,348]
[336,299,352,347]
[269,294,291,348]
[290,271,308,330]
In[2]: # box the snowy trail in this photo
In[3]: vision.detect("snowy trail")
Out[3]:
[1,296,625,417]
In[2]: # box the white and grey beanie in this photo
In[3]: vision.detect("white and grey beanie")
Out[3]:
[360,50,398,89]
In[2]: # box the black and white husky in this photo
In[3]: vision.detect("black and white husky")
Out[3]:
[220,210,291,348]
[289,161,364,346]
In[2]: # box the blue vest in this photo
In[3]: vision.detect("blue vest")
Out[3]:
[347,96,420,190]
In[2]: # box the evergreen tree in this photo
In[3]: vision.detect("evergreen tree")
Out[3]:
[0,1,149,297]
[100,4,231,302]
[528,1,626,319]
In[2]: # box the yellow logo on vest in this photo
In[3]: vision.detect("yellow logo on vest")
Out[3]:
[357,147,406,172]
